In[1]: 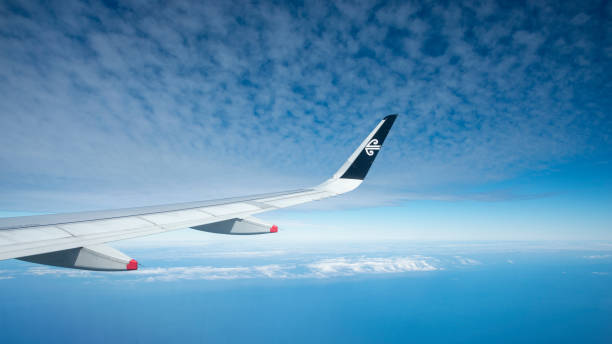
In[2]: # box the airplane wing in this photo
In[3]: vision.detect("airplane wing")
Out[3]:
[0,115,397,271]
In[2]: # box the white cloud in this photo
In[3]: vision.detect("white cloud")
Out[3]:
[124,255,438,282]
[26,267,98,278]
[253,264,294,279]
[0,270,15,280]
[306,256,437,277]
[583,254,612,259]
[454,256,481,265]
[135,266,256,282]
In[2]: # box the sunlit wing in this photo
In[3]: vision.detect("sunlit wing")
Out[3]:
[0,115,397,271]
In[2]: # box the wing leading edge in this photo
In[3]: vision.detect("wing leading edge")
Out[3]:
[0,115,397,270]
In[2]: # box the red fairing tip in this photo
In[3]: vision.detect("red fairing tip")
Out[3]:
[126,259,138,270]
[270,225,278,233]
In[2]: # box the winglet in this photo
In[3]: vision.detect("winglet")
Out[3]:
[317,115,397,195]
[333,114,397,180]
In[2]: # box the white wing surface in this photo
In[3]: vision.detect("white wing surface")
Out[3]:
[0,115,397,270]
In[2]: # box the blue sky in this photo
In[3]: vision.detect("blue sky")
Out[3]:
[0,0,610,243]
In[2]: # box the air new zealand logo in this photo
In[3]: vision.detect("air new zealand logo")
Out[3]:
[364,139,381,156]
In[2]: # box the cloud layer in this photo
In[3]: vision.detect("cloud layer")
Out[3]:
[16,255,438,282]
[0,0,610,210]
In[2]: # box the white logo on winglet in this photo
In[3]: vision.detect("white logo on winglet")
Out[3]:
[364,139,381,156]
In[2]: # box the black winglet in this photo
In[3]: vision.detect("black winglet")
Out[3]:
[338,114,397,180]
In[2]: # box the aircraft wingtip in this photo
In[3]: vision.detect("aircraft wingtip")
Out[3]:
[336,113,398,180]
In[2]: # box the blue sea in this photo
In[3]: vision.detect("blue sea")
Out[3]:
[1,242,611,343]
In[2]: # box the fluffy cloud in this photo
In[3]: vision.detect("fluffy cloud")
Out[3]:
[134,256,438,282]
[307,256,437,277]
[0,0,609,211]
[454,256,481,265]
